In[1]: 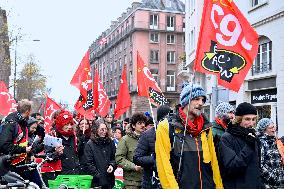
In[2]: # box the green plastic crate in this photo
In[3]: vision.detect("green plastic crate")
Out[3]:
[48,175,93,189]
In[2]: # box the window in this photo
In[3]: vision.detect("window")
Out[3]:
[150,33,159,43]
[124,40,127,49]
[252,36,272,75]
[124,55,127,65]
[150,69,159,85]
[167,51,176,64]
[129,71,132,91]
[150,14,159,29]
[252,0,263,7]
[167,16,175,31]
[167,34,175,44]
[119,58,122,70]
[167,70,175,91]
[189,27,196,51]
[190,0,195,14]
[129,35,132,45]
[183,17,185,32]
[150,50,159,63]
[130,51,133,65]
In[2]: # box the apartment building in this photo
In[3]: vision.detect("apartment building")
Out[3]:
[89,0,185,118]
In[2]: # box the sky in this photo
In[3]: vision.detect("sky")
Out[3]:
[0,0,138,108]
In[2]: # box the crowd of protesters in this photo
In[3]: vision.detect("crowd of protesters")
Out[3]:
[1,83,284,189]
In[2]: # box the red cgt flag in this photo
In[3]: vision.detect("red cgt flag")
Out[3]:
[0,81,17,116]
[70,50,92,100]
[137,52,168,105]
[194,0,258,92]
[44,96,61,133]
[93,70,110,117]
[114,65,132,120]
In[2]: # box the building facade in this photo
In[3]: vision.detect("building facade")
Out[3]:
[180,0,284,135]
[90,0,185,118]
[0,7,11,87]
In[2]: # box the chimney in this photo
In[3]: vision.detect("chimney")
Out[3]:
[131,2,141,9]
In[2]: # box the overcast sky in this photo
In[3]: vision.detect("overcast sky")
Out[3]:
[0,0,139,108]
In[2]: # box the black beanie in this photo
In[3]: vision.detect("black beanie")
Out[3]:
[235,102,257,116]
[157,105,171,122]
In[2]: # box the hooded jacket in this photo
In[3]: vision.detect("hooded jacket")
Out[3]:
[155,109,223,189]
[115,132,142,187]
[0,112,28,155]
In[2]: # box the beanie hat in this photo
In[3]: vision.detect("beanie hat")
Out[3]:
[256,118,274,134]
[27,117,38,127]
[157,105,171,122]
[55,110,74,129]
[215,102,235,118]
[235,102,257,116]
[180,82,206,107]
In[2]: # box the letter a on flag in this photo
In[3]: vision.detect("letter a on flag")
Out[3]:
[194,0,258,92]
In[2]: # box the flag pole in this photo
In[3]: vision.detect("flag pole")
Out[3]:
[147,97,157,130]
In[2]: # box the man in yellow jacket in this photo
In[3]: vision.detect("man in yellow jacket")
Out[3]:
[155,83,223,189]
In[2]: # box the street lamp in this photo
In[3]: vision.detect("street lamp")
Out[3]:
[13,38,40,98]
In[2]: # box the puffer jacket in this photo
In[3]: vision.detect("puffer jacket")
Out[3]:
[258,134,284,189]
[133,127,156,189]
[115,132,142,187]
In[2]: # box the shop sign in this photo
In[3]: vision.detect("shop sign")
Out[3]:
[251,88,277,104]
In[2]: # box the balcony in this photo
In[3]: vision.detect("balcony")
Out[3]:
[177,61,190,76]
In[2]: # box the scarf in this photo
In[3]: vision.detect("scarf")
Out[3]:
[215,117,228,129]
[227,123,256,138]
[178,107,204,137]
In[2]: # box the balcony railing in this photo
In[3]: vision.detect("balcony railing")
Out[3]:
[251,62,272,76]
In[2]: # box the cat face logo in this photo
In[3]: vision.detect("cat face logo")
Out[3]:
[201,41,246,82]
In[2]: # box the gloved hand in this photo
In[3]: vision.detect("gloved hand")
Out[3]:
[245,131,256,147]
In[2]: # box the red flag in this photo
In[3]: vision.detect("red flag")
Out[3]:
[137,52,168,105]
[70,50,92,100]
[0,81,17,116]
[194,0,258,92]
[114,65,131,119]
[74,91,96,120]
[93,70,110,117]
[44,96,61,133]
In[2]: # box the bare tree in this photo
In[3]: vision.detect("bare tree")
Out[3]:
[16,54,47,102]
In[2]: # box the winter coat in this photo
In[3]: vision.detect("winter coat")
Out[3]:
[115,132,142,187]
[212,120,226,146]
[219,125,263,189]
[155,111,223,189]
[58,134,80,174]
[258,134,284,189]
[84,138,116,188]
[77,131,90,173]
[133,127,156,189]
[0,112,28,155]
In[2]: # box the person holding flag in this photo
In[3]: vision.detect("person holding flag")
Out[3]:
[155,83,223,189]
